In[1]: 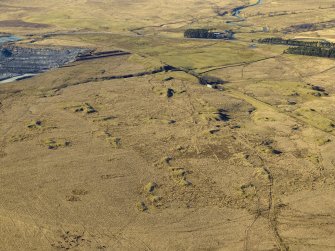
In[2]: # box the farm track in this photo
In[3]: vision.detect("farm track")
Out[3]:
[227,90,335,137]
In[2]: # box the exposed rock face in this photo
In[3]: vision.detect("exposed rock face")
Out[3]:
[0,45,88,80]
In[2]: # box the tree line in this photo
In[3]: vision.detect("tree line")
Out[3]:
[184,29,234,39]
[258,37,335,58]
[258,37,335,48]
[184,29,211,38]
[285,46,335,58]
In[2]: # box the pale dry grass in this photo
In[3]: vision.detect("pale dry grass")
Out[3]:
[1,1,335,250]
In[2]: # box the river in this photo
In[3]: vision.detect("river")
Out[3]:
[231,0,263,19]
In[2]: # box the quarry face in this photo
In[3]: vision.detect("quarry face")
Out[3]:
[0,44,87,81]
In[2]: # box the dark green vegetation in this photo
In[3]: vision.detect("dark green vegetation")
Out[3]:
[184,29,234,40]
[285,46,335,58]
[198,75,225,85]
[259,37,335,58]
[258,37,335,48]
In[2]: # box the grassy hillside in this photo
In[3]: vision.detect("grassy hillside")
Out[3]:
[1,1,335,250]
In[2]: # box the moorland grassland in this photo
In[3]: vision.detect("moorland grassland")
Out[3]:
[1,0,335,250]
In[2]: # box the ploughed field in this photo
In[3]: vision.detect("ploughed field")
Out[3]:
[1,0,335,250]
